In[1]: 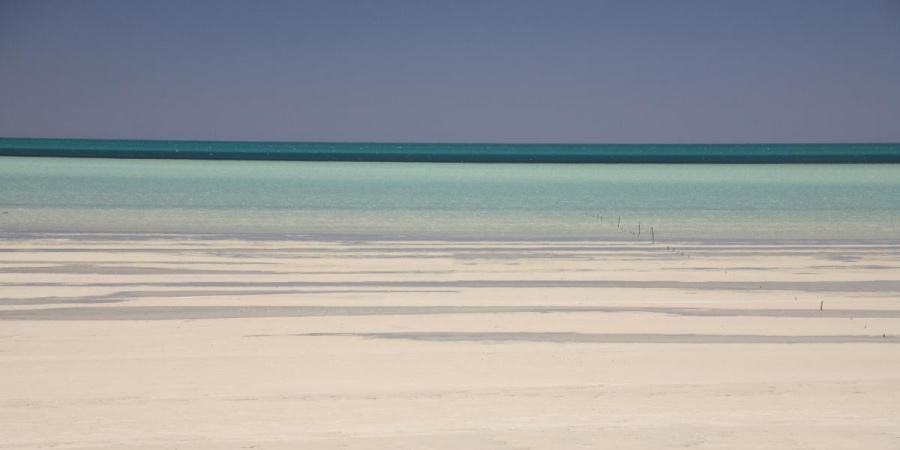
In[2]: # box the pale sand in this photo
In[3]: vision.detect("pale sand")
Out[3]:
[1,236,899,449]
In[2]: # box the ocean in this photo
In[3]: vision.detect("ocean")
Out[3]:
[1,138,899,163]
[1,146,898,241]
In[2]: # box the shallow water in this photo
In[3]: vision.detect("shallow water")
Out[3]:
[1,157,898,240]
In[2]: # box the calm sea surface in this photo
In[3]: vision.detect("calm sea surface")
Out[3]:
[1,156,898,241]
[2,138,899,163]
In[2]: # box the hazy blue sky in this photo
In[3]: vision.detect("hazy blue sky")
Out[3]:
[1,0,898,143]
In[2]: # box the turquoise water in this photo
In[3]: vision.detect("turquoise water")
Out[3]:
[1,156,898,240]
[1,138,899,163]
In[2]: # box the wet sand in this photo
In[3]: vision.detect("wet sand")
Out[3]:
[1,236,899,449]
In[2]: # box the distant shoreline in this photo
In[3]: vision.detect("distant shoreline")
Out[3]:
[3,230,900,246]
[2,138,899,163]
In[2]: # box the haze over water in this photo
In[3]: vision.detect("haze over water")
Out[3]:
[2,155,898,241]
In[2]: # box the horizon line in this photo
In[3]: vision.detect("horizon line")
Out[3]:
[2,136,900,146]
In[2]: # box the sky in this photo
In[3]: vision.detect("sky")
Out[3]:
[1,0,898,143]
